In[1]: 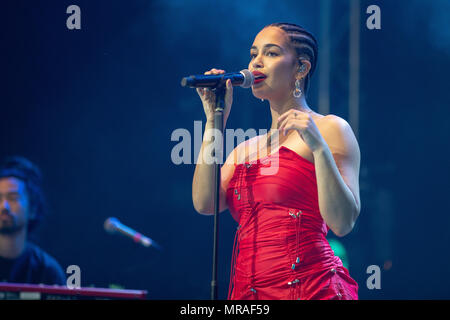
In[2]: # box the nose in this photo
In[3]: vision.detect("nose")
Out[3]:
[252,53,264,69]
[0,199,11,214]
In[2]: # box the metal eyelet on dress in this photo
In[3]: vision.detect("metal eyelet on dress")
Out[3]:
[289,209,303,218]
[288,279,299,286]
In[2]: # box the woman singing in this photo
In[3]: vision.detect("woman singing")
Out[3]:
[192,22,360,300]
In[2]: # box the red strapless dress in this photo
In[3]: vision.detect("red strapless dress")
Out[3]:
[226,146,358,300]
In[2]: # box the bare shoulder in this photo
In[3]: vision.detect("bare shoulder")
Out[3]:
[313,113,345,129]
[318,114,358,142]
[317,114,360,163]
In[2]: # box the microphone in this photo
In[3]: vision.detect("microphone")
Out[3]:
[104,217,162,250]
[180,69,254,88]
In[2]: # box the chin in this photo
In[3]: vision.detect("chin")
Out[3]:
[251,88,268,100]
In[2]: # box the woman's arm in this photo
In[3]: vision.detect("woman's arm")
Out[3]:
[277,110,361,236]
[313,116,361,237]
[192,120,238,215]
[193,120,225,214]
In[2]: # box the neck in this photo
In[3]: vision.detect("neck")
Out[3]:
[0,229,27,259]
[269,94,312,130]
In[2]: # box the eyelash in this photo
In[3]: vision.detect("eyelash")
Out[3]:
[250,52,278,59]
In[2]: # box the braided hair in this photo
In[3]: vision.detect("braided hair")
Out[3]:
[0,156,47,234]
[265,22,318,97]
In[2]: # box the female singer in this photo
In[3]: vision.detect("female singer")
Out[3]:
[192,22,360,300]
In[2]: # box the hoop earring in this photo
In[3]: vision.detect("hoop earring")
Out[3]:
[293,79,302,98]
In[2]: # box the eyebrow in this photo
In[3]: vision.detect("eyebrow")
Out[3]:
[250,44,283,51]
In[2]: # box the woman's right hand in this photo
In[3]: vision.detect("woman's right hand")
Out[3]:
[196,68,233,123]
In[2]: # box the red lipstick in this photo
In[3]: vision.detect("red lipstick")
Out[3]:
[252,71,267,84]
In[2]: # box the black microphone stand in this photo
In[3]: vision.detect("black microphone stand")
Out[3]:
[210,81,226,300]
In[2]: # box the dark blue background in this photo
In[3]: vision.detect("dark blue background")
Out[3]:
[2,0,449,299]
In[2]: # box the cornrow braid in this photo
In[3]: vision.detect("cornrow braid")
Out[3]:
[265,22,318,96]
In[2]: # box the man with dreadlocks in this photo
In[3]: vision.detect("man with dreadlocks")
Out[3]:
[193,22,360,299]
[0,156,66,285]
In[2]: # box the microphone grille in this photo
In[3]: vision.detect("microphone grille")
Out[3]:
[104,217,119,233]
[239,69,254,88]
